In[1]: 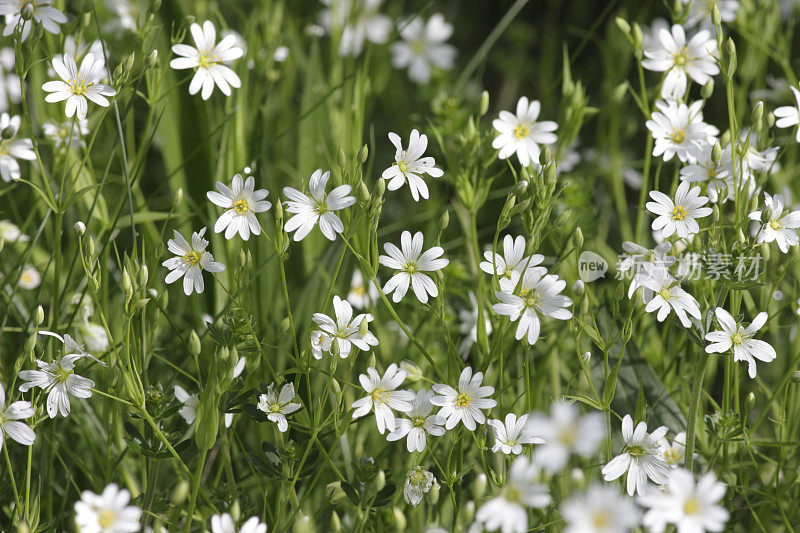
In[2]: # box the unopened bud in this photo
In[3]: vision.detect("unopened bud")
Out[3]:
[1,125,16,139]
[572,227,584,249]
[330,512,341,532]
[188,330,201,356]
[74,221,86,235]
[34,305,44,326]
[426,480,439,504]
[171,480,190,505]
[337,147,346,168]
[139,265,149,286]
[615,16,631,36]
[712,142,722,164]
[122,268,133,297]
[292,514,315,533]
[393,507,407,531]
[145,49,159,69]
[173,188,183,208]
[358,180,370,202]
[632,24,643,50]
[572,280,584,296]
[471,473,486,498]
[752,101,764,127]
[230,500,241,522]
[701,79,714,100]
[358,144,369,164]
[439,210,449,231]
[512,181,529,197]
[792,371,800,383]
[373,470,386,491]
[612,81,629,103]
[744,392,755,412]
[712,204,720,222]
[711,4,722,27]
[274,198,283,222]
[479,90,490,116]
[726,38,737,75]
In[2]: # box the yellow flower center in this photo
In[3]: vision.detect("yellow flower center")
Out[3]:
[0,140,8,155]
[592,510,611,529]
[658,287,672,300]
[513,124,529,140]
[371,388,389,405]
[670,129,686,143]
[20,272,32,284]
[70,79,89,96]
[456,393,471,407]
[683,497,701,515]
[55,367,72,384]
[627,444,645,457]
[233,199,249,214]
[183,250,201,266]
[731,332,742,345]
[269,403,281,413]
[352,284,366,297]
[664,446,681,464]
[524,291,541,310]
[396,160,409,174]
[314,200,328,215]
[769,219,781,230]
[673,48,689,67]
[504,485,521,502]
[412,416,426,427]
[402,261,418,274]
[198,52,219,69]
[97,510,116,528]
[672,205,687,220]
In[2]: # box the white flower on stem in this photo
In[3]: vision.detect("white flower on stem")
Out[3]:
[223,357,246,428]
[560,483,641,533]
[42,53,116,120]
[659,431,686,467]
[391,13,456,84]
[488,413,543,455]
[311,295,378,358]
[748,192,800,253]
[636,267,701,328]
[646,181,712,239]
[458,291,492,357]
[162,228,226,295]
[0,0,67,42]
[479,234,544,280]
[351,364,414,434]
[492,97,558,167]
[73,483,142,533]
[0,382,35,452]
[638,468,729,533]
[0,220,27,242]
[257,382,302,432]
[18,331,103,418]
[211,513,268,533]
[207,173,271,240]
[602,414,670,496]
[684,0,739,29]
[74,322,109,353]
[0,113,35,182]
[379,230,449,303]
[641,24,718,100]
[283,169,355,241]
[774,84,800,142]
[492,269,573,346]
[43,118,90,149]
[381,129,443,201]
[18,264,41,289]
[347,269,379,309]
[527,400,606,474]
[309,330,333,360]
[386,389,445,452]
[474,456,551,533]
[680,144,733,203]
[431,366,496,431]
[319,0,392,57]
[170,20,244,100]
[173,385,199,425]
[705,307,776,379]
[619,241,674,301]
[646,100,718,163]
[403,466,437,506]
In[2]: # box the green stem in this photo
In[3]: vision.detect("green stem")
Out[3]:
[685,352,710,472]
[183,448,208,533]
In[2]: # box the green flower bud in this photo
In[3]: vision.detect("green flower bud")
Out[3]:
[337,147,346,168]
[34,305,44,326]
[792,371,800,383]
[358,144,369,164]
[479,90,490,117]
[615,17,631,36]
[572,227,584,249]
[230,500,241,522]
[292,514,315,533]
[426,480,439,504]
[171,480,190,505]
[612,81,629,103]
[74,221,86,236]
[359,180,370,202]
[712,142,722,164]
[373,470,386,491]
[24,334,37,354]
[393,507,407,531]
[173,187,183,208]
[122,268,133,298]
[439,210,450,231]
[188,330,201,356]
[711,4,722,27]
[331,512,341,532]
[701,79,714,100]
[145,50,159,69]
[471,473,486,498]
[726,38,737,76]
[1,125,16,139]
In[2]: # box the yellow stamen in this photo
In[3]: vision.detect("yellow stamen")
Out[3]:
[97,510,116,528]
[670,129,686,143]
[233,199,249,214]
[456,393,471,407]
[183,250,201,266]
[513,125,529,140]
[672,205,687,220]
[683,497,700,515]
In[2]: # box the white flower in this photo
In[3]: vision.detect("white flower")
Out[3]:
[474,456,551,533]
[257,382,302,432]
[403,466,437,506]
[207,174,271,240]
[319,0,392,57]
[75,322,110,353]
[458,291,492,357]
[527,400,606,474]
[641,24,718,99]
[602,414,670,496]
[430,366,496,431]
[748,192,800,253]
[42,53,116,120]
[646,100,718,163]
[659,431,686,467]
[492,269,573,346]
[283,169,355,241]
[211,513,268,533]
[492,97,558,167]
[636,267,701,328]
[386,389,445,452]
[351,364,414,434]
[774,84,800,142]
[684,0,739,29]
[18,264,41,290]
[347,269,379,309]
[680,144,733,203]
[0,0,66,42]
[479,234,544,280]
[381,129,443,201]
[705,307,776,379]
[162,228,225,295]
[560,483,641,533]
[646,181,712,239]
[0,219,27,242]
[43,118,90,149]
[173,384,199,425]
[74,483,142,533]
[18,331,102,418]
[0,48,21,112]
[619,241,674,301]
[379,230,449,303]
[391,13,456,84]
[312,295,378,358]
[0,113,35,182]
[170,20,244,100]
[310,330,333,360]
[638,468,729,533]
[488,413,543,455]
[0,382,35,452]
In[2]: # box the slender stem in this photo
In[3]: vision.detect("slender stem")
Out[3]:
[183,448,208,533]
[3,445,21,518]
[685,352,710,472]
